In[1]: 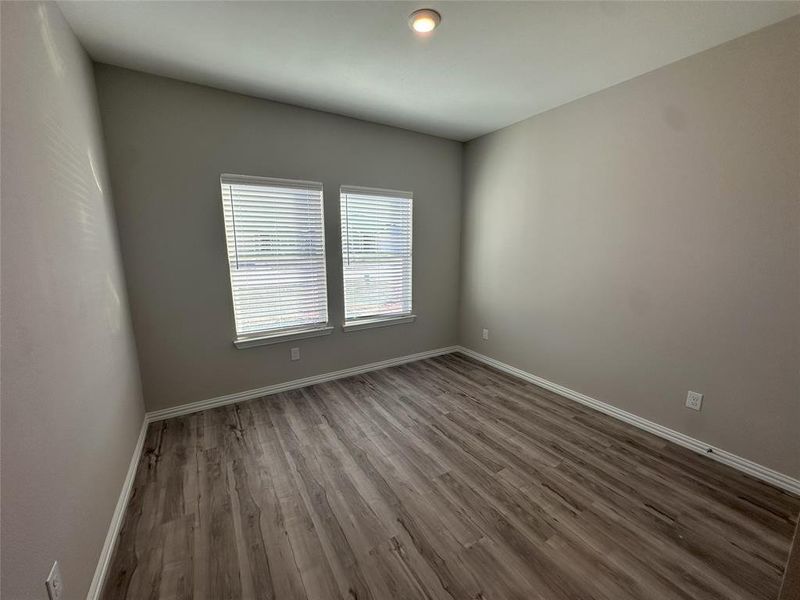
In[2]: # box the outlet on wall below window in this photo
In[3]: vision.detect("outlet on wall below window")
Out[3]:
[685,391,703,411]
[482,328,489,340]
[45,561,63,600]
[290,347,300,361]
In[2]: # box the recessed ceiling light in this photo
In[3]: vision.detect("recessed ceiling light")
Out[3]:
[409,9,441,34]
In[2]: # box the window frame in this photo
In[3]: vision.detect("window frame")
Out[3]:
[339,184,415,331]
[219,173,332,348]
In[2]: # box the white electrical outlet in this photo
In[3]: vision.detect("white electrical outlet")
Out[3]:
[686,391,703,411]
[290,347,300,361]
[45,561,63,600]
[482,328,489,340]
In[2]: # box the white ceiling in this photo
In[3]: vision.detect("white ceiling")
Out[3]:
[59,1,799,141]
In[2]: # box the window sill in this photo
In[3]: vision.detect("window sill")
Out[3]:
[342,314,416,332]
[233,325,333,349]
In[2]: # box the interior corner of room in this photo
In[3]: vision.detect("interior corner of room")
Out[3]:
[2,1,799,599]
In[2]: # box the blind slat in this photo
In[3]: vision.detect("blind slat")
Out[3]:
[221,175,328,337]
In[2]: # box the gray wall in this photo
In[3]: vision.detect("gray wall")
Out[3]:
[1,2,145,598]
[460,16,800,478]
[93,65,462,412]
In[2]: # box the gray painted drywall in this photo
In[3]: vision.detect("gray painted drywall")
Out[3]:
[1,2,145,598]
[460,16,800,478]
[93,65,462,412]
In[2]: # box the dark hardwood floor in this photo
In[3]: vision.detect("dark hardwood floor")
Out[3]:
[102,353,800,600]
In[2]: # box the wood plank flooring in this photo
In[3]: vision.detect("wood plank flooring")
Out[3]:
[102,353,800,600]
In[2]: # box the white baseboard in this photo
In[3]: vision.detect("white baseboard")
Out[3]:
[86,416,148,600]
[146,345,460,422]
[456,346,800,496]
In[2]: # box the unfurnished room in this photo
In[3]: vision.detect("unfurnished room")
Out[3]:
[2,1,800,599]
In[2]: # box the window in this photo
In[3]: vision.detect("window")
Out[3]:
[220,174,330,347]
[340,185,413,330]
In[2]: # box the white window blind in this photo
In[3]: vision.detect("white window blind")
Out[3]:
[220,174,329,340]
[340,185,412,322]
